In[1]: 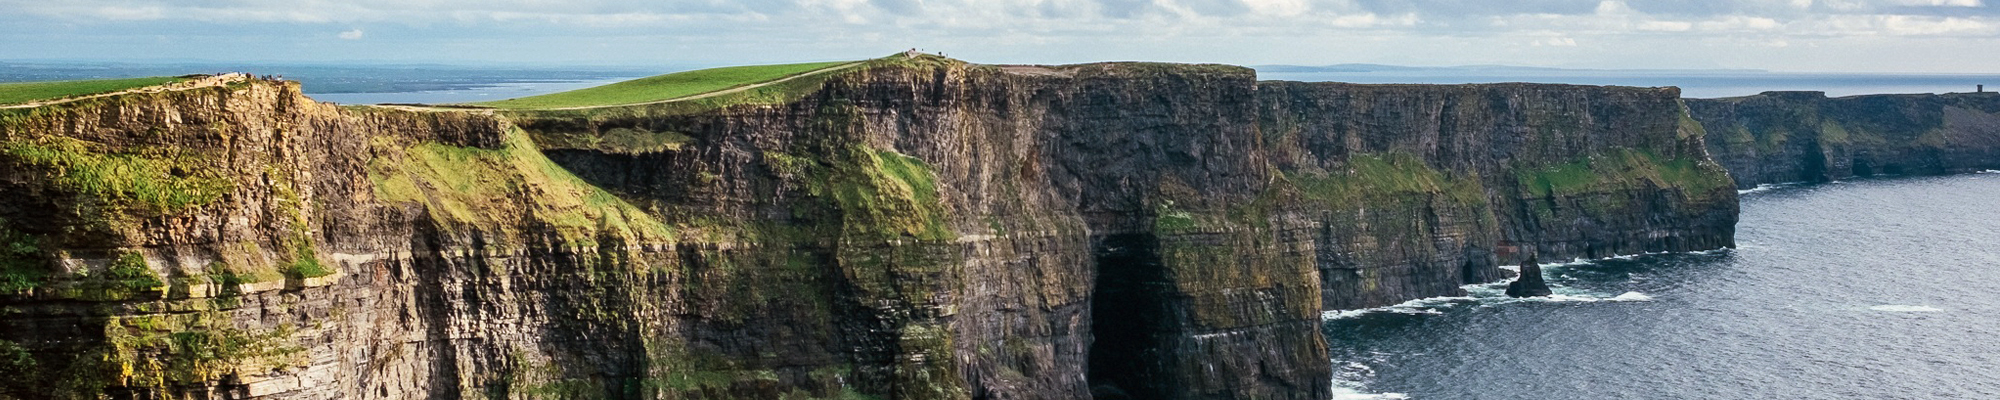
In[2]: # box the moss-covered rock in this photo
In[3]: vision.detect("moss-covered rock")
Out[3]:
[1689,91,2000,187]
[0,60,1743,400]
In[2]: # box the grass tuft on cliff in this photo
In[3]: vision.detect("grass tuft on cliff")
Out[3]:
[0,76,185,106]
[0,219,45,295]
[1288,153,1489,209]
[474,61,854,109]
[798,146,955,241]
[368,128,675,246]
[1,136,234,212]
[1516,149,1735,205]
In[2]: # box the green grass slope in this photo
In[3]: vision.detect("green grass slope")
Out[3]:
[474,61,854,109]
[0,77,186,106]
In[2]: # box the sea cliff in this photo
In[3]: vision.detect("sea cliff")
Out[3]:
[0,57,1737,400]
[1688,91,2000,188]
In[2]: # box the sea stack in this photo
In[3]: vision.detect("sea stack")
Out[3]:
[1506,254,1554,298]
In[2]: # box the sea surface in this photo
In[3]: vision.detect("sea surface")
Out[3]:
[1324,172,2000,400]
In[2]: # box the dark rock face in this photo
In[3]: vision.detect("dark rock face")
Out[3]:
[1259,82,1740,309]
[1505,255,1552,298]
[0,59,1738,400]
[1688,91,2000,188]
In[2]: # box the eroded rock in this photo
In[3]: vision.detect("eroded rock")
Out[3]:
[1506,254,1554,298]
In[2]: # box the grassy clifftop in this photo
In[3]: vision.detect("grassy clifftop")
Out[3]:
[0,76,187,106]
[473,61,855,109]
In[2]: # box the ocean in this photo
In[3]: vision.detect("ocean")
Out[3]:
[1323,172,2000,399]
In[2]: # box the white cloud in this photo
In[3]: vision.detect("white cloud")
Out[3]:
[1241,0,1309,16]
[339,28,363,39]
[1888,0,1983,6]
[1534,37,1578,46]
[89,5,164,20]
[1639,20,1694,31]
[1319,13,1419,28]
[1697,16,1783,31]
[1880,15,1991,34]
[1594,1,1635,16]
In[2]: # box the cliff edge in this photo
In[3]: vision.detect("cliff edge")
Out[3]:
[0,58,1738,400]
[1689,91,2000,188]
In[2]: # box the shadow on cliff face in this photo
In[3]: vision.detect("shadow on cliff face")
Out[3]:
[1089,384,1134,400]
[1085,233,1169,400]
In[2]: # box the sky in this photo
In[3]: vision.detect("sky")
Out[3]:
[2,0,1998,72]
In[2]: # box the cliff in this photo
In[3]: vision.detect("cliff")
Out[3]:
[1259,82,1737,309]
[1688,91,2000,188]
[0,57,1737,400]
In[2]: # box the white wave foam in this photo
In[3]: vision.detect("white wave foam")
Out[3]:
[1322,250,1702,320]
[1610,291,1654,302]
[1322,288,1658,319]
[1502,292,1655,304]
[1543,257,1605,269]
[1331,360,1411,400]
[1979,170,2000,174]
[1318,254,1669,399]
[1332,388,1411,400]
[1869,305,1943,312]
[1321,296,1474,320]
[1737,182,1797,195]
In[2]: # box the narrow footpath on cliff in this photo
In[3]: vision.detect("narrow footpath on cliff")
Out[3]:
[0,73,250,109]
[365,60,868,113]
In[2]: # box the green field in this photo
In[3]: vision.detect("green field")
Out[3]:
[0,76,185,106]
[474,61,854,109]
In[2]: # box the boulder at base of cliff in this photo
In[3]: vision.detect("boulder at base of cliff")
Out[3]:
[1506,254,1553,298]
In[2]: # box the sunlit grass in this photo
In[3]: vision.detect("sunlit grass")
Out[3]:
[0,76,185,106]
[474,61,852,109]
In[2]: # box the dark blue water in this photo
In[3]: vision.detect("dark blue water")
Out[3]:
[1325,172,2000,400]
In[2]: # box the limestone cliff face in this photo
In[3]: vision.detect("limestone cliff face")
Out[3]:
[1260,82,1738,309]
[1688,91,2000,188]
[510,60,1324,400]
[0,58,1738,400]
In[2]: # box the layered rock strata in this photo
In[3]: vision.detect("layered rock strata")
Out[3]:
[1688,91,2000,188]
[1259,82,1738,309]
[0,57,1737,400]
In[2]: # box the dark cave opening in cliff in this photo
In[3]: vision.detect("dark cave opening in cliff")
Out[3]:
[1085,233,1173,400]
